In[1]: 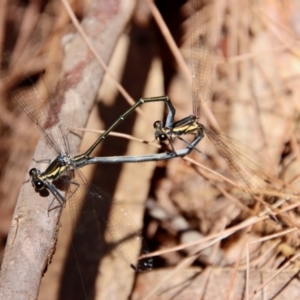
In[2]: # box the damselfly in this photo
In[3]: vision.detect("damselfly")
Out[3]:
[0,63,158,272]
[0,57,207,273]
[129,0,299,210]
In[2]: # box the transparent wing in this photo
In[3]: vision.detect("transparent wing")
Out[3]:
[0,57,72,157]
[191,0,218,118]
[201,124,299,199]
[68,168,153,274]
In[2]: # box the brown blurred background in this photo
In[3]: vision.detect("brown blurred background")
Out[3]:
[1,0,300,299]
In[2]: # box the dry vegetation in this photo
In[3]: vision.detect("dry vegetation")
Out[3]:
[0,0,300,299]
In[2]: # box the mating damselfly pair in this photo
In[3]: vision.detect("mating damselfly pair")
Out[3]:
[1,2,299,298]
[0,61,204,273]
[1,60,296,276]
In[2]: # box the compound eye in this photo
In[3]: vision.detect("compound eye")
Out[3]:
[153,120,162,128]
[29,168,37,176]
[159,134,168,142]
[34,180,45,191]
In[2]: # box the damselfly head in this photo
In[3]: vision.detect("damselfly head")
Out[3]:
[153,120,163,129]
[29,168,45,190]
[153,120,168,141]
[29,168,40,177]
[157,133,168,142]
[33,180,45,191]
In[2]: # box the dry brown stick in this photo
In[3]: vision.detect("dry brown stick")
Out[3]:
[0,0,135,299]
